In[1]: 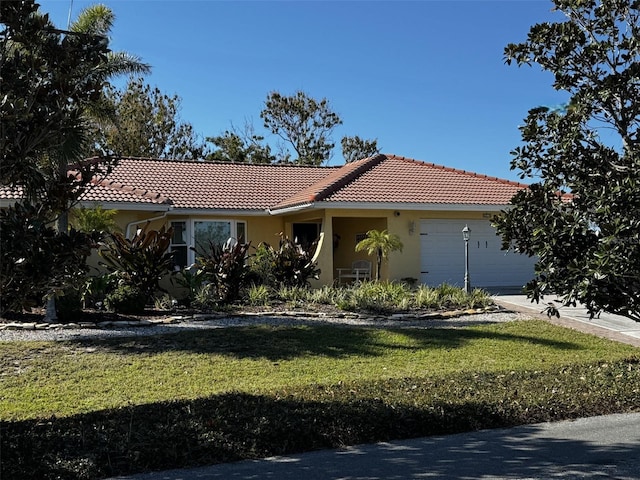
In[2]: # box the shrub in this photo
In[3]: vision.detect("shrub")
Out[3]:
[465,288,493,309]
[192,284,217,311]
[80,274,117,310]
[0,203,95,315]
[174,265,205,307]
[248,243,277,286]
[104,284,147,314]
[429,284,456,309]
[194,240,251,304]
[70,204,120,237]
[277,285,310,303]
[257,235,320,288]
[309,285,340,305]
[339,281,412,313]
[154,294,177,311]
[55,288,83,322]
[414,285,440,309]
[99,223,175,305]
[246,284,271,306]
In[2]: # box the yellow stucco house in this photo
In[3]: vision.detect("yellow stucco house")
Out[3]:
[2,154,536,290]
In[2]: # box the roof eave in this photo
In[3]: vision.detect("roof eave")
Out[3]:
[268,202,315,215]
[313,201,512,211]
[169,208,271,217]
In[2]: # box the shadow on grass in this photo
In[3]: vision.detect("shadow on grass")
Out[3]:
[64,324,583,361]
[3,365,640,480]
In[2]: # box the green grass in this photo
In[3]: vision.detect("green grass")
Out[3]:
[1,320,637,421]
[1,320,639,480]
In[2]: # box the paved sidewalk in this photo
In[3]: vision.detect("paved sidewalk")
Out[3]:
[493,294,640,347]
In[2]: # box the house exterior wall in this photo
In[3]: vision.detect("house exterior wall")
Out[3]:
[106,206,504,291]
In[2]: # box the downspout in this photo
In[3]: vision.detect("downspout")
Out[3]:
[125,209,171,238]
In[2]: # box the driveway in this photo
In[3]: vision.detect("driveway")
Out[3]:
[107,412,640,479]
[493,294,640,347]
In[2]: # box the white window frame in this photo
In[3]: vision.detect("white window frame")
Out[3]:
[170,219,247,268]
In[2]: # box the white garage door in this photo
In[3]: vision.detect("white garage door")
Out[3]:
[419,219,536,289]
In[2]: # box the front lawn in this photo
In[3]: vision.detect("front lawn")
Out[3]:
[1,320,639,479]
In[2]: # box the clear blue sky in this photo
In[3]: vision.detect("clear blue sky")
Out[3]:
[43,0,568,182]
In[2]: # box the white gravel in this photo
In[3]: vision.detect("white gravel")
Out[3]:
[0,311,530,342]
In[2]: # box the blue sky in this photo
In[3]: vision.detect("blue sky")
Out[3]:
[43,0,569,182]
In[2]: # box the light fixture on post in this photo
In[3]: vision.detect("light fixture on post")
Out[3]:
[462,224,471,294]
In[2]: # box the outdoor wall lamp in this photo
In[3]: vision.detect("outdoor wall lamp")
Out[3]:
[462,224,471,293]
[408,220,415,235]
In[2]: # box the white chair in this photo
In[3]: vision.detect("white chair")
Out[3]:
[337,260,372,284]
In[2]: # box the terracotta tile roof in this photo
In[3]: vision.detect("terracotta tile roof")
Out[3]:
[1,155,528,211]
[271,154,527,211]
[270,154,386,210]
[82,181,171,205]
[0,185,22,200]
[0,175,170,206]
[93,157,334,211]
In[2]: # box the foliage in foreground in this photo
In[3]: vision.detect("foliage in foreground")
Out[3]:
[255,236,321,288]
[0,203,96,315]
[250,282,493,314]
[494,0,640,321]
[98,224,175,313]
[2,358,639,480]
[193,239,251,304]
[355,229,403,281]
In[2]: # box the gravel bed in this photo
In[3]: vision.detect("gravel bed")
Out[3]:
[0,311,530,342]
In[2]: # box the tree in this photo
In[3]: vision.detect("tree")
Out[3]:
[355,229,403,281]
[206,122,275,163]
[0,0,110,316]
[493,0,640,321]
[260,90,343,165]
[69,3,150,151]
[0,1,111,210]
[341,135,381,163]
[70,204,120,235]
[96,77,209,159]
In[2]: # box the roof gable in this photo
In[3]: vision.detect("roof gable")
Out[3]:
[271,155,527,211]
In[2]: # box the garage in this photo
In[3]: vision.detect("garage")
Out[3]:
[419,219,536,289]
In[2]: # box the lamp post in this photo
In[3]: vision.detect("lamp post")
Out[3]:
[462,225,471,293]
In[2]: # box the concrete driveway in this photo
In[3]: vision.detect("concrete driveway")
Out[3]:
[493,294,640,347]
[107,412,640,480]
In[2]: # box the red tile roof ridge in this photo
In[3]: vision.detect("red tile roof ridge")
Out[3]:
[308,154,387,201]
[385,154,529,187]
[113,156,341,170]
[94,178,172,205]
[266,154,386,211]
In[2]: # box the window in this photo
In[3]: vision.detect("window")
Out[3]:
[292,222,321,250]
[193,221,231,256]
[170,219,247,269]
[170,221,188,269]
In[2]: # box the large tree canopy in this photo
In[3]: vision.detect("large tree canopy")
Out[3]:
[494,0,640,321]
[0,0,111,207]
[0,0,115,314]
[205,122,275,163]
[209,91,379,165]
[260,90,343,166]
[341,135,380,163]
[95,77,209,159]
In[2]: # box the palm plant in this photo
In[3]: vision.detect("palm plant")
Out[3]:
[355,229,403,281]
[68,4,151,149]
